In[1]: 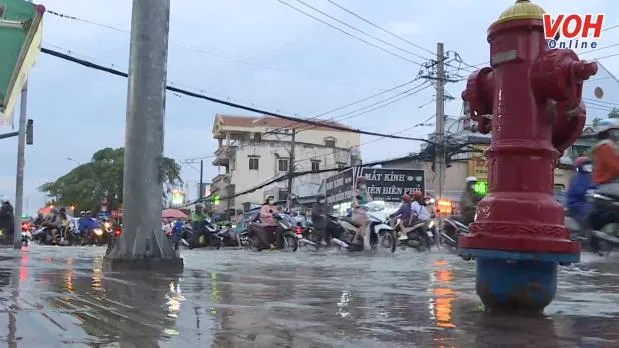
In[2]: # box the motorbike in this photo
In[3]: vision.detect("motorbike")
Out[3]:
[333,202,396,252]
[181,220,222,249]
[216,222,242,247]
[583,191,619,253]
[391,216,434,251]
[32,224,62,245]
[440,217,470,249]
[244,213,299,252]
[21,221,32,246]
[90,225,108,246]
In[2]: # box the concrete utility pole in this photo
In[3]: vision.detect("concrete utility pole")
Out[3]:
[13,83,27,249]
[106,0,181,268]
[286,128,296,210]
[199,160,204,201]
[434,43,446,247]
[434,42,446,203]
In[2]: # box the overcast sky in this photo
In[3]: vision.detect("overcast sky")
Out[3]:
[0,0,617,213]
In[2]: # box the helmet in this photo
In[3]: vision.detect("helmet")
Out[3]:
[466,176,478,183]
[401,194,411,203]
[573,156,591,169]
[597,119,619,133]
[356,176,366,184]
[412,191,424,200]
[266,195,275,200]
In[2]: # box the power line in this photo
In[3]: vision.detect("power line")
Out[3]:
[181,79,430,161]
[44,9,379,91]
[291,0,430,61]
[295,81,432,135]
[40,47,436,145]
[264,77,424,136]
[326,0,435,56]
[293,114,435,165]
[277,0,423,65]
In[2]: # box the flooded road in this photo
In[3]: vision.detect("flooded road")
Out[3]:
[0,246,618,347]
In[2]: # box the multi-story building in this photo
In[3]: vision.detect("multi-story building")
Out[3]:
[210,114,361,213]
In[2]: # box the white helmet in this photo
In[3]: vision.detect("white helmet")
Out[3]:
[596,119,619,133]
[466,176,478,183]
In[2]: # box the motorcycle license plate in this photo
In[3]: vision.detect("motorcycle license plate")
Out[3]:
[296,234,303,239]
[426,231,434,238]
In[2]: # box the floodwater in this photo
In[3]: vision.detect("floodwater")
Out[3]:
[0,246,618,347]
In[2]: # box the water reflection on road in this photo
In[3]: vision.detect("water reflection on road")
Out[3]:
[0,246,618,347]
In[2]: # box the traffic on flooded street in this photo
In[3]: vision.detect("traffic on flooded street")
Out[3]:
[1,0,618,346]
[1,247,619,347]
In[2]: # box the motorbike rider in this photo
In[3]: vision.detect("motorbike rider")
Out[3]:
[78,210,98,239]
[565,156,596,228]
[351,176,372,249]
[591,119,619,196]
[44,208,62,244]
[257,195,282,249]
[191,203,209,241]
[311,196,328,244]
[411,191,431,223]
[389,194,413,227]
[459,176,482,225]
[0,200,14,244]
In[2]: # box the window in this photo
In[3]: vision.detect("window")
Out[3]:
[311,160,320,171]
[337,162,347,169]
[253,133,262,142]
[324,139,336,148]
[278,158,289,172]
[278,188,289,201]
[248,156,259,170]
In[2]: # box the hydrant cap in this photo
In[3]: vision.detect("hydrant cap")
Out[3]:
[493,0,545,25]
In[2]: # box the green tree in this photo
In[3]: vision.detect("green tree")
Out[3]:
[592,117,601,126]
[39,147,183,211]
[609,108,619,119]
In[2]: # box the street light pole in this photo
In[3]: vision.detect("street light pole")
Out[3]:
[13,84,28,249]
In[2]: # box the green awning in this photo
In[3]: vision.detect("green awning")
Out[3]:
[0,0,44,125]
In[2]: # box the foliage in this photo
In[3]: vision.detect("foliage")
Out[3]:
[609,108,619,119]
[39,147,183,212]
[592,117,601,126]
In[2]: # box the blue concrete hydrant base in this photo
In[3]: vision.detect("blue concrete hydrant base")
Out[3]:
[475,258,557,313]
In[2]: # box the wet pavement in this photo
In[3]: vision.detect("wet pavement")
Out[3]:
[0,246,618,347]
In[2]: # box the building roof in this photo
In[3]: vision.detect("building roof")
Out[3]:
[213,114,355,133]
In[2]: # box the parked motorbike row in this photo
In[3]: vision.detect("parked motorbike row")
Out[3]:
[439,190,619,255]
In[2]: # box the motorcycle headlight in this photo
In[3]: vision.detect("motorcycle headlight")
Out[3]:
[104,222,111,229]
[94,228,103,236]
[428,220,435,228]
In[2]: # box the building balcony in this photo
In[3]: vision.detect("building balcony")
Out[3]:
[212,172,232,188]
[212,144,237,166]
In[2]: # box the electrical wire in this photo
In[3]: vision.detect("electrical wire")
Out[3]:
[44,9,379,91]
[295,82,432,135]
[263,77,424,136]
[291,0,430,62]
[293,114,435,165]
[325,0,435,56]
[41,47,437,145]
[277,0,423,65]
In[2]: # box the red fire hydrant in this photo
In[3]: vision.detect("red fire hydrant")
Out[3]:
[459,0,597,312]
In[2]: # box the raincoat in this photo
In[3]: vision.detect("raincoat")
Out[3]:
[566,169,596,227]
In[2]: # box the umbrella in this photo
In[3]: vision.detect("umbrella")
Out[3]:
[162,208,187,219]
[38,206,54,215]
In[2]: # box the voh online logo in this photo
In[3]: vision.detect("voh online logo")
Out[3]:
[543,14,605,49]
